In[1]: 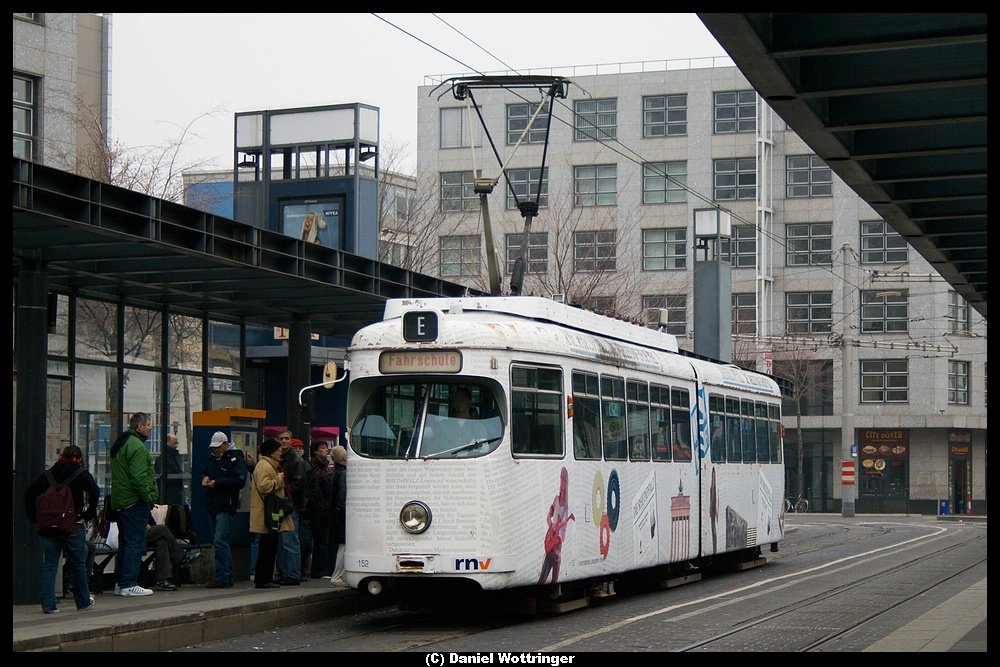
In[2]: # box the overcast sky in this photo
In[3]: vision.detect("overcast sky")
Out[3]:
[109,13,728,173]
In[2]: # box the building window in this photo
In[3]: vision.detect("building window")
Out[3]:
[642,161,687,204]
[861,290,908,333]
[440,107,482,149]
[861,220,908,264]
[732,293,756,335]
[714,158,756,200]
[574,164,617,206]
[786,155,832,197]
[580,296,616,315]
[382,238,411,267]
[574,230,616,272]
[714,90,756,133]
[643,94,687,137]
[505,232,548,275]
[775,359,834,416]
[949,291,971,333]
[505,167,548,209]
[381,185,414,226]
[785,223,832,266]
[643,294,686,336]
[574,98,617,141]
[861,359,909,403]
[948,360,970,405]
[13,13,42,22]
[786,292,832,334]
[439,235,481,277]
[440,171,479,212]
[721,225,757,268]
[642,228,686,271]
[13,73,36,160]
[506,101,549,145]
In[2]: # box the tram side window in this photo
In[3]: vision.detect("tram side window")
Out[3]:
[511,365,564,457]
[601,375,627,460]
[671,388,692,461]
[572,371,602,460]
[709,394,726,462]
[650,384,672,461]
[755,402,769,462]
[741,399,756,463]
[626,380,651,461]
[769,404,782,463]
[726,397,741,462]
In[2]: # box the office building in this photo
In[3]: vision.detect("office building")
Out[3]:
[415,60,987,514]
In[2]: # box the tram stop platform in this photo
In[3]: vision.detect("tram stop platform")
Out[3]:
[12,514,987,652]
[13,574,986,653]
[12,578,390,652]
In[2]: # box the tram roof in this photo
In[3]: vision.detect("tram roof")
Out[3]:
[383,296,680,354]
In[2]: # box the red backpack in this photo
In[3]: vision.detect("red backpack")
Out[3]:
[36,467,84,538]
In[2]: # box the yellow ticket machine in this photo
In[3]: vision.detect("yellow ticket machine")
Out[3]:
[192,408,266,581]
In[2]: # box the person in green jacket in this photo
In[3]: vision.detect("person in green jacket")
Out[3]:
[109,411,159,597]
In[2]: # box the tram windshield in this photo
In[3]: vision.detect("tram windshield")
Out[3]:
[351,381,504,459]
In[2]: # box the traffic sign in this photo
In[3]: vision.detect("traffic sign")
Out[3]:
[842,460,856,486]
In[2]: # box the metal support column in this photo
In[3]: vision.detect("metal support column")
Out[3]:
[287,317,312,449]
[14,260,50,603]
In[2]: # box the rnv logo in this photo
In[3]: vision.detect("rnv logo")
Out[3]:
[454,557,492,571]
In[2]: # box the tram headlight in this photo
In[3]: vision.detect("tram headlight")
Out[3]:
[399,500,432,534]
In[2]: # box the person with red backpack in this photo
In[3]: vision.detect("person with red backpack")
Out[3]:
[24,445,100,614]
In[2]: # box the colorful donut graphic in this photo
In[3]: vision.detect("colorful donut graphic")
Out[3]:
[592,471,605,519]
[599,513,611,559]
[607,469,621,532]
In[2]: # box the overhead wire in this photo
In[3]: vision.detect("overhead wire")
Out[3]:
[393,13,870,300]
[375,14,983,355]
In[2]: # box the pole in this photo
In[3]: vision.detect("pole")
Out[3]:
[840,242,856,518]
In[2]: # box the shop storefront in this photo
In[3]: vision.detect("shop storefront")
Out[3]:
[856,428,910,513]
[948,430,973,515]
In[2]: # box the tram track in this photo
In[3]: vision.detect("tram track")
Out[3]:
[676,530,986,652]
[175,519,985,652]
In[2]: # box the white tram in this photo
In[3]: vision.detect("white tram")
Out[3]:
[343,297,785,602]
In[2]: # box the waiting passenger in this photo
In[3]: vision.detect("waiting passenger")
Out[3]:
[673,438,692,461]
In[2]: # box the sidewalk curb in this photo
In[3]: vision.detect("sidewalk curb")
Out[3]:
[14,588,393,652]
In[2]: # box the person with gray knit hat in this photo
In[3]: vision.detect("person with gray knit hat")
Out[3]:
[199,431,247,588]
[329,445,348,587]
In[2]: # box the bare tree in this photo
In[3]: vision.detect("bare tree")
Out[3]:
[772,341,835,502]
[51,94,220,202]
[376,157,486,284]
[475,165,655,319]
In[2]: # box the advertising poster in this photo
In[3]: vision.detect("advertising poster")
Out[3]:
[281,200,342,248]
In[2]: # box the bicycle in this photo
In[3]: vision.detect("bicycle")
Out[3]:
[784,492,810,513]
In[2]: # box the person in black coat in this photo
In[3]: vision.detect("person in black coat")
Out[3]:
[307,440,334,578]
[156,433,184,505]
[199,431,247,588]
[24,445,100,614]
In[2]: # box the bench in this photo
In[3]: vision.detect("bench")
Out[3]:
[63,529,210,597]
[62,504,211,597]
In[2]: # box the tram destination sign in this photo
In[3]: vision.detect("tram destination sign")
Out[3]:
[379,350,463,374]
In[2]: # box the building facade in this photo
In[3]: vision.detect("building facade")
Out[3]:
[13,13,253,501]
[13,12,111,175]
[414,61,987,515]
